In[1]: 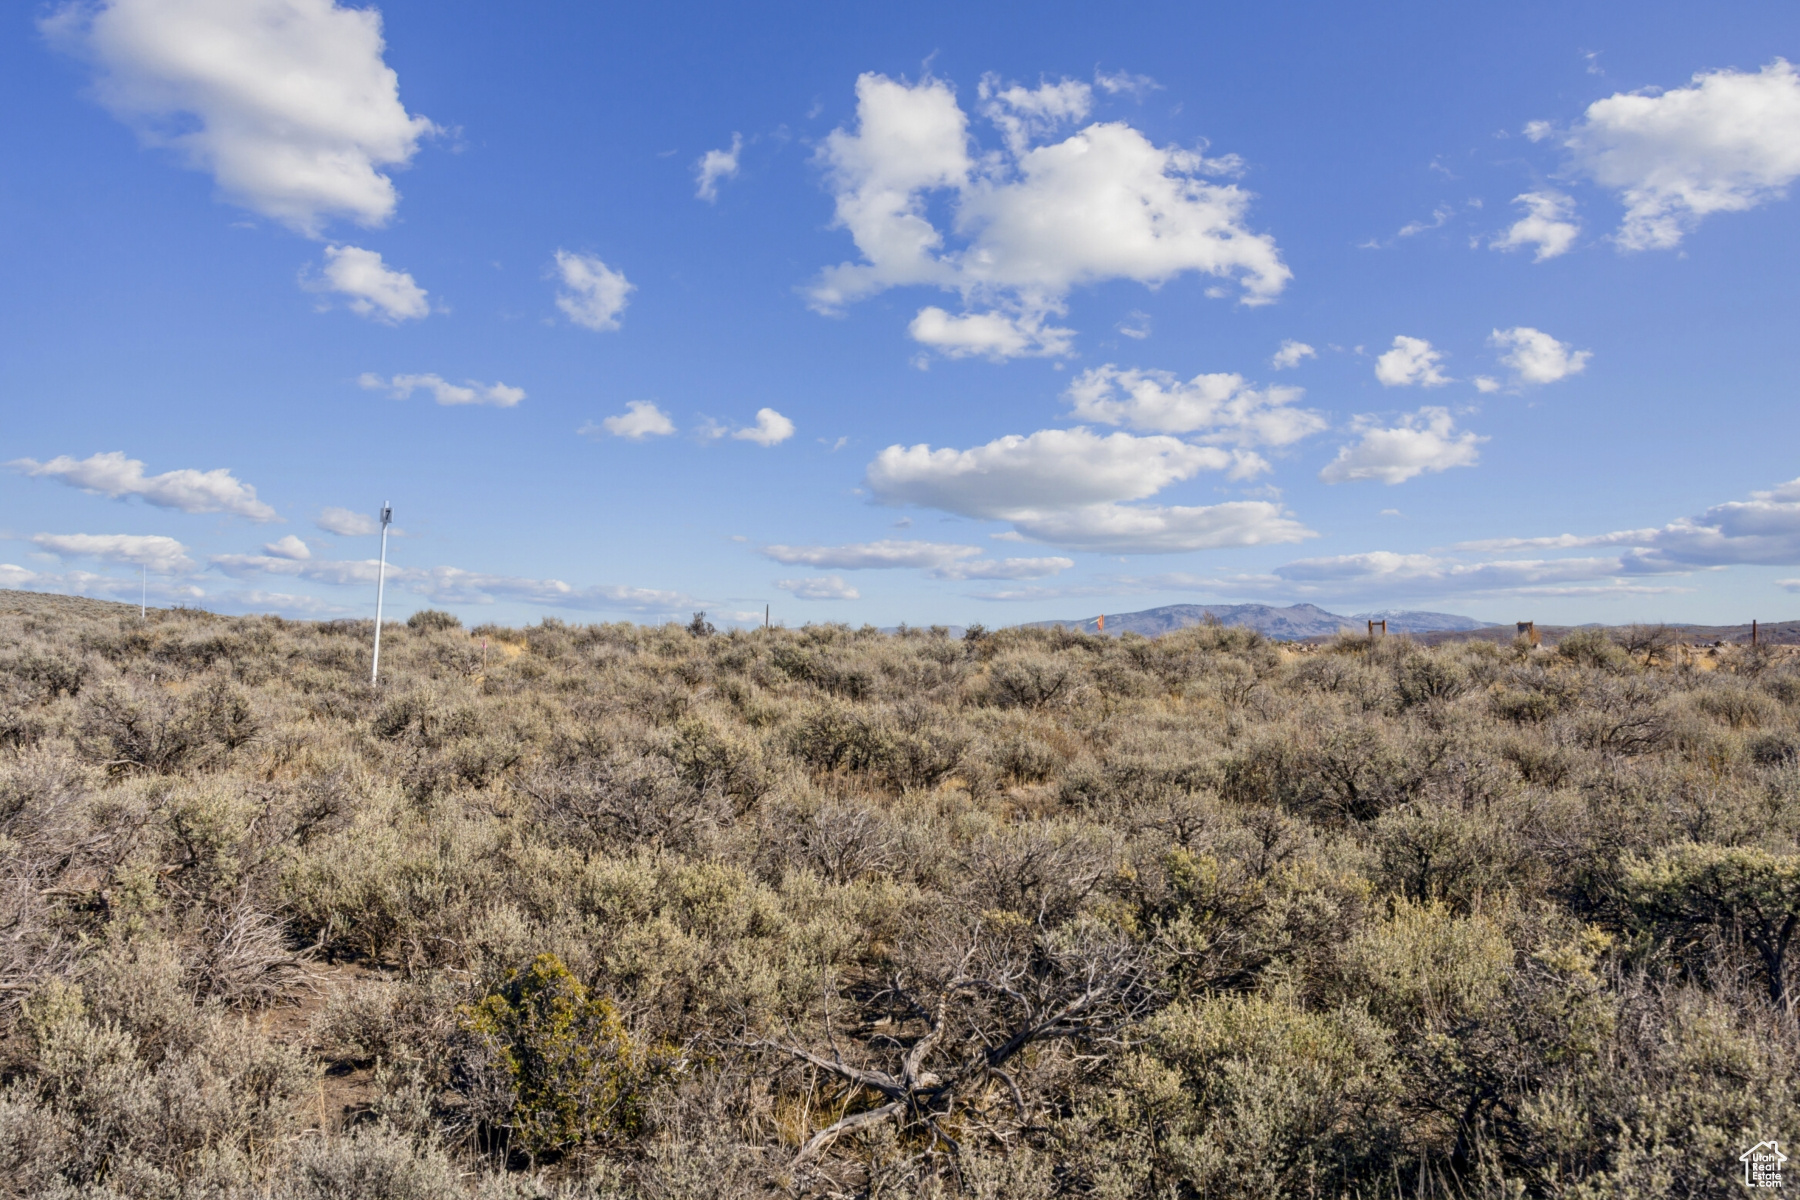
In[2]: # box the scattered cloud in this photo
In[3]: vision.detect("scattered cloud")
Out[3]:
[1464,476,1800,570]
[1270,339,1316,370]
[308,245,429,321]
[1319,407,1485,485]
[936,556,1073,580]
[1473,376,1501,393]
[695,132,742,202]
[0,562,206,602]
[959,581,1125,602]
[28,532,195,573]
[316,507,378,536]
[1490,327,1591,384]
[10,450,277,521]
[867,426,1311,553]
[211,551,701,613]
[210,552,381,586]
[1065,364,1324,456]
[1397,205,1453,237]
[1548,59,1800,250]
[869,427,1231,516]
[262,534,310,560]
[1491,191,1581,260]
[731,408,796,446]
[764,540,980,570]
[775,575,859,600]
[1166,474,1800,604]
[359,372,524,407]
[908,307,1074,359]
[43,0,436,236]
[1267,551,1672,598]
[760,538,1070,580]
[208,589,350,616]
[1117,311,1152,340]
[553,250,634,331]
[1093,69,1160,99]
[810,72,1288,360]
[1374,336,1452,387]
[584,401,676,441]
[999,502,1313,555]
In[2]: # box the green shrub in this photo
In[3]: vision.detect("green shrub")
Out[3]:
[1621,842,1800,1012]
[460,953,660,1157]
[1093,992,1401,1195]
[406,609,463,633]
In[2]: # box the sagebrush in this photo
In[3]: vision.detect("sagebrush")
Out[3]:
[0,598,1795,1198]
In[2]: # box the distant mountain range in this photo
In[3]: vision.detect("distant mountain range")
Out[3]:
[1025,603,1487,640]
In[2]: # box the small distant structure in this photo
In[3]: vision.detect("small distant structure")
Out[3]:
[1367,618,1386,637]
[1518,621,1540,647]
[1751,619,1759,647]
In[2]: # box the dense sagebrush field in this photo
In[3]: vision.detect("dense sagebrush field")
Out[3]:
[2,596,1797,1199]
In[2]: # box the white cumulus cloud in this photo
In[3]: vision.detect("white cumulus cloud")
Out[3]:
[360,372,524,407]
[866,427,1311,553]
[316,506,378,536]
[554,250,633,332]
[1374,336,1452,387]
[732,408,795,446]
[1552,59,1800,250]
[1270,339,1316,370]
[43,0,436,236]
[584,401,676,441]
[1065,364,1324,456]
[869,427,1228,516]
[10,450,276,521]
[907,307,1074,359]
[810,72,1289,359]
[776,575,860,600]
[1491,191,1581,261]
[695,133,742,202]
[1007,502,1312,555]
[30,532,194,573]
[1489,327,1592,384]
[310,245,428,321]
[1319,407,1485,485]
[262,534,310,560]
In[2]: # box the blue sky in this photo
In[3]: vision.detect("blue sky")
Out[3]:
[3,0,1798,628]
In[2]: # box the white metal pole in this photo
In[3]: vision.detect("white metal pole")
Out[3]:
[371,503,393,686]
[140,564,146,619]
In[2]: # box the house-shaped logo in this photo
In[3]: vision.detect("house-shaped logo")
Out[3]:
[1741,1141,1787,1188]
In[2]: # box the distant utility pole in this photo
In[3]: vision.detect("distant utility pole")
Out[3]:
[370,502,393,686]
[140,564,146,620]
